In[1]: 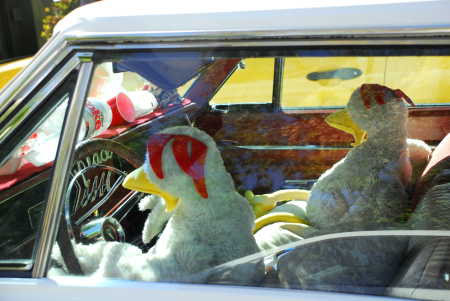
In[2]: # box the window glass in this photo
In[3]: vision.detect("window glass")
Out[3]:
[0,71,78,265]
[282,57,385,109]
[385,56,450,105]
[177,78,196,97]
[48,48,450,301]
[211,58,274,105]
[282,56,450,109]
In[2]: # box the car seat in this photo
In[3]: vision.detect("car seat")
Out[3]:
[389,133,450,289]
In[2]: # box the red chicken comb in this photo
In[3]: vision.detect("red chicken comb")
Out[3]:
[147,134,208,199]
[360,84,415,109]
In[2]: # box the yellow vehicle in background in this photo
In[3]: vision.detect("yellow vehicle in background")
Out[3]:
[213,57,450,108]
[0,57,32,91]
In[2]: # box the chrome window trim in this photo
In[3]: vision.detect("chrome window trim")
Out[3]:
[0,260,33,271]
[32,61,93,278]
[0,58,79,148]
[0,236,37,271]
[0,33,66,118]
[0,52,93,140]
[67,37,450,51]
[62,27,450,45]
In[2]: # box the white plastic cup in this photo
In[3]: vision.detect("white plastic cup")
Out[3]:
[83,98,112,138]
[88,65,109,98]
[125,91,158,118]
[0,157,26,176]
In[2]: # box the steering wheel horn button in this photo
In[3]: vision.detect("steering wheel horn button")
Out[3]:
[80,217,125,244]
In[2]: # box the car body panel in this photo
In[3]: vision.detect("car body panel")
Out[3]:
[0,277,416,301]
[0,58,32,91]
[53,0,450,37]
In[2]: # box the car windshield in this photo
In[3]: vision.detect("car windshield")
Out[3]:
[1,47,450,300]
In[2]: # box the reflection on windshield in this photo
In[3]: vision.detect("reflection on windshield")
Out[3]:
[6,48,446,301]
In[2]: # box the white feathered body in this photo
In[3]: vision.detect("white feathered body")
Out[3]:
[51,126,264,285]
[306,87,412,229]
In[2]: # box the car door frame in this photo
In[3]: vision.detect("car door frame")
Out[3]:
[0,50,94,277]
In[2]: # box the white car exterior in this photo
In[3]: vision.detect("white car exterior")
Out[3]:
[1,1,450,300]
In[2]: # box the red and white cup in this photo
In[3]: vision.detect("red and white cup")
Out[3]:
[125,91,158,118]
[106,93,136,126]
[84,98,112,138]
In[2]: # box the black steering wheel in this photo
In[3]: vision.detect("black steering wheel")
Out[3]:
[56,139,144,276]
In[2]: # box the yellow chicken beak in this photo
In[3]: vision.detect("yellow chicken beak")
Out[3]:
[325,108,366,146]
[123,166,179,212]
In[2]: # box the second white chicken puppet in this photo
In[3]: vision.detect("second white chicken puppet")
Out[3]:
[257,84,423,291]
[50,126,264,285]
[306,84,416,229]
[250,84,430,251]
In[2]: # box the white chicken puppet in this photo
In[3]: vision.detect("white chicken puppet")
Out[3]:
[248,84,429,252]
[51,126,264,285]
[306,84,416,229]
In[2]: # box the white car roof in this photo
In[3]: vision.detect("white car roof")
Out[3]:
[54,0,450,38]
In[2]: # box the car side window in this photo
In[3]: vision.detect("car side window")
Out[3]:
[0,70,79,267]
[48,48,450,301]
